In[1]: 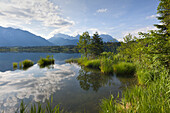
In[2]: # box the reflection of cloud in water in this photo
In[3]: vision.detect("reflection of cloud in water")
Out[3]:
[0,64,79,113]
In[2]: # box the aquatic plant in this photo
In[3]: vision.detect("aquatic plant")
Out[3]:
[38,55,55,68]
[16,96,63,113]
[100,58,113,73]
[65,58,79,63]
[113,62,136,75]
[84,59,101,69]
[19,62,22,69]
[13,62,18,69]
[22,60,34,69]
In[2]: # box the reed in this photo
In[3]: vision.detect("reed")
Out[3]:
[16,96,63,113]
[113,62,136,76]
[22,60,34,69]
[38,55,54,68]
[13,62,18,69]
[100,58,113,73]
[84,59,101,69]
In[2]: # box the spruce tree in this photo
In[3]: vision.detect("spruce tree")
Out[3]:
[90,32,103,57]
[154,0,170,35]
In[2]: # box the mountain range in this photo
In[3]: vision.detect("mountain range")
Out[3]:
[48,33,118,46]
[0,26,118,47]
[0,26,53,47]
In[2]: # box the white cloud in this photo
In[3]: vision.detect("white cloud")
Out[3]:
[96,8,107,13]
[0,0,74,29]
[122,26,158,37]
[146,14,159,19]
[0,63,80,113]
[47,26,71,38]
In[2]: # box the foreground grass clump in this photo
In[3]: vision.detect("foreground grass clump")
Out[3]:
[100,66,169,113]
[100,58,113,73]
[13,62,18,69]
[113,62,136,75]
[22,59,34,69]
[16,97,63,113]
[38,55,55,68]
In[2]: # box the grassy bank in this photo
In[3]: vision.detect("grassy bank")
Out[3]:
[66,57,136,76]
[100,66,169,113]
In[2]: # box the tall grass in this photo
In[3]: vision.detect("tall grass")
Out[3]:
[38,55,55,68]
[13,62,18,69]
[100,63,170,113]
[113,62,136,75]
[16,96,63,113]
[84,59,101,69]
[100,58,113,73]
[22,60,34,69]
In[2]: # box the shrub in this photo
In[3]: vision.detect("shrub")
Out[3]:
[22,59,34,69]
[13,62,18,69]
[100,58,113,73]
[113,62,136,75]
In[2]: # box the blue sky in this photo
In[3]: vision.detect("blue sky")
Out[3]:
[0,0,160,41]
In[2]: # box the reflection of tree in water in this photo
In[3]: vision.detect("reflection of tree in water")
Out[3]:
[77,67,113,92]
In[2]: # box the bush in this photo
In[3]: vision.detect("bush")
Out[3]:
[22,59,34,69]
[13,62,18,69]
[113,62,136,75]
[100,58,113,73]
[38,55,55,68]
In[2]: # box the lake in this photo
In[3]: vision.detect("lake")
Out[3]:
[0,52,136,113]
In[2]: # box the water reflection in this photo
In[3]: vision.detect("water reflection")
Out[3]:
[0,64,78,113]
[77,67,121,92]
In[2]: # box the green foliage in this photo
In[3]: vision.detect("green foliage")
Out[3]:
[65,58,79,63]
[77,31,91,57]
[38,55,55,68]
[84,59,101,69]
[19,62,22,69]
[100,58,113,73]
[16,97,63,113]
[13,62,18,69]
[113,62,136,76]
[99,95,117,113]
[89,32,104,57]
[22,60,34,69]
[155,0,170,35]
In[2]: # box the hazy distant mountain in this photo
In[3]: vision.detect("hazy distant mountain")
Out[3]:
[0,26,53,47]
[48,33,79,45]
[48,37,79,46]
[100,34,119,42]
[48,33,118,45]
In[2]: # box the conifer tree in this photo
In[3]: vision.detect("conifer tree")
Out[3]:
[89,32,103,57]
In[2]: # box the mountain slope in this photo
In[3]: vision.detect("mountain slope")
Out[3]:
[0,26,53,47]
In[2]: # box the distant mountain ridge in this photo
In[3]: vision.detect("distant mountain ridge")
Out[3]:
[0,26,119,47]
[48,33,118,46]
[0,26,53,47]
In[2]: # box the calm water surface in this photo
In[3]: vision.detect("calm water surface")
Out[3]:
[0,52,136,113]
